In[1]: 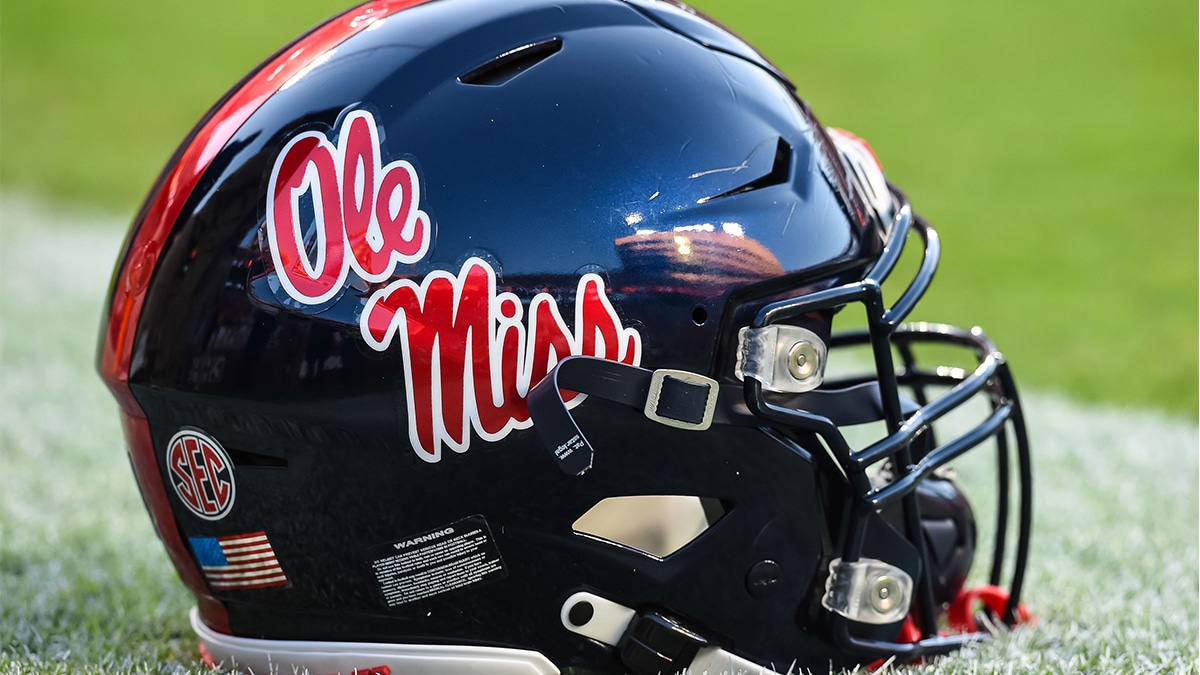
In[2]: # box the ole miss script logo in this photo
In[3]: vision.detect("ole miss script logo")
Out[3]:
[265,110,642,462]
[167,429,236,520]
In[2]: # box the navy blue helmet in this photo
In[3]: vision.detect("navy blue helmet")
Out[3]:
[99,1,1032,672]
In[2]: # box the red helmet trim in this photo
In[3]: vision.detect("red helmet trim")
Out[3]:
[97,0,435,636]
[100,0,434,395]
[121,411,232,631]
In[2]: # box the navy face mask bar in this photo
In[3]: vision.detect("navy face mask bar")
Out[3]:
[528,191,1033,661]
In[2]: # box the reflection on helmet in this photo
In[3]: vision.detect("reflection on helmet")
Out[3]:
[98,1,1032,673]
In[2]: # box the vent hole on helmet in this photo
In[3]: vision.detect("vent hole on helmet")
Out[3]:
[572,495,727,559]
[696,137,792,204]
[459,38,563,86]
[226,447,288,468]
[691,305,708,326]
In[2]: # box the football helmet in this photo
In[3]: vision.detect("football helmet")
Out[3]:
[98,0,1032,673]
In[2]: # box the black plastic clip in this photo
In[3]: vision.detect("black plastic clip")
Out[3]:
[617,611,709,675]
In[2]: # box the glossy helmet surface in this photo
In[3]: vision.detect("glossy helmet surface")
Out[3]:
[98,1,1032,673]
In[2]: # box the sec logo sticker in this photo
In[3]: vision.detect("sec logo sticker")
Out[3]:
[166,429,236,521]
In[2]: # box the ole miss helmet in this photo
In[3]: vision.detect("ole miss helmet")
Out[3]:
[98,1,1032,672]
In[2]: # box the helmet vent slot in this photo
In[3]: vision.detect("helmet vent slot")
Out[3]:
[225,447,289,468]
[572,495,727,559]
[459,38,563,86]
[696,137,792,204]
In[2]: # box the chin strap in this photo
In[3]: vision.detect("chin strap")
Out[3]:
[526,356,736,475]
[527,355,907,475]
[560,591,782,675]
[528,355,1031,670]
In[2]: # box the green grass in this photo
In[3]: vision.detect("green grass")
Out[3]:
[0,1,347,209]
[1,0,1195,415]
[1,193,1197,673]
[0,197,205,673]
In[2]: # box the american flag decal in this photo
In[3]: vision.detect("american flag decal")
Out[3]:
[189,531,289,590]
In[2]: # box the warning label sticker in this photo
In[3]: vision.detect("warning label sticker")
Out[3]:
[368,514,506,607]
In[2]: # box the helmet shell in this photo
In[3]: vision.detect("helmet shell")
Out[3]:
[100,0,905,671]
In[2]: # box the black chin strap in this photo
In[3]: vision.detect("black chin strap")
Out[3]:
[527,356,902,475]
[527,357,735,475]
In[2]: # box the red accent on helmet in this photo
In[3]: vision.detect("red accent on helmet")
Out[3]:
[867,586,1033,670]
[100,0,434,393]
[827,127,884,171]
[948,584,1034,633]
[198,639,217,668]
[867,616,923,671]
[97,0,436,637]
[122,411,231,633]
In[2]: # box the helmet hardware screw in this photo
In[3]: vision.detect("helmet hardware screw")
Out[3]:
[788,341,819,381]
[868,575,902,614]
[746,560,782,598]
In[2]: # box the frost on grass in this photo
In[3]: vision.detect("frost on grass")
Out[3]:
[896,394,1199,675]
[0,194,204,675]
[0,193,1197,674]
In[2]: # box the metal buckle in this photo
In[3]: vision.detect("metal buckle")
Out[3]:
[644,369,719,432]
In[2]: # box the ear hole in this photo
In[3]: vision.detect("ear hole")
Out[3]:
[572,495,727,558]
[691,305,708,326]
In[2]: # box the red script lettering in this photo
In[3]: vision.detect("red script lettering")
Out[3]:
[266,110,431,304]
[362,258,641,462]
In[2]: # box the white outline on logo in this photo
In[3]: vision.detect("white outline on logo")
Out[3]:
[166,428,237,521]
[362,257,642,462]
[265,110,431,305]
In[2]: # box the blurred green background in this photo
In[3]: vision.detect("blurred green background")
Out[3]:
[1,0,1196,415]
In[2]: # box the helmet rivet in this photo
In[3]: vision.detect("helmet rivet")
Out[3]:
[746,560,782,599]
[567,600,594,627]
[788,341,819,381]
[869,575,901,614]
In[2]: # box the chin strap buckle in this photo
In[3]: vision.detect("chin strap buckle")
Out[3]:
[560,592,781,675]
[617,611,710,675]
[644,369,719,431]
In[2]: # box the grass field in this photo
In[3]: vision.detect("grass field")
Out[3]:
[0,0,1197,673]
[0,196,1196,673]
